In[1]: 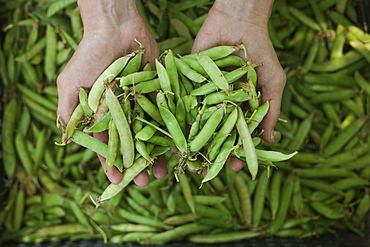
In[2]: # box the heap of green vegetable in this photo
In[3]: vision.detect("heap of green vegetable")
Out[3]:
[0,0,369,245]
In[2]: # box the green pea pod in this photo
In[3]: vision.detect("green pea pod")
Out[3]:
[120,70,157,87]
[165,49,181,97]
[133,78,161,94]
[135,140,154,164]
[136,94,164,125]
[177,173,195,214]
[207,107,238,161]
[106,119,121,171]
[323,117,367,156]
[189,106,225,153]
[189,231,261,244]
[135,120,158,141]
[248,100,269,133]
[88,54,132,112]
[79,87,93,118]
[236,106,258,180]
[267,174,295,234]
[106,87,134,168]
[158,106,187,154]
[184,44,244,61]
[203,89,250,105]
[174,57,207,83]
[235,172,252,225]
[2,98,18,177]
[120,49,143,76]
[214,55,247,68]
[197,54,229,90]
[202,131,236,184]
[98,158,150,204]
[310,201,345,220]
[253,169,270,227]
[87,111,112,133]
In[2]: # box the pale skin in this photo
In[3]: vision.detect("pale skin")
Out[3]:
[57,0,286,184]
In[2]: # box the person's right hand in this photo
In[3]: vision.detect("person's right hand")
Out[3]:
[56,0,166,185]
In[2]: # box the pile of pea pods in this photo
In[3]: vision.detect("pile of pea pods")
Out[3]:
[1,0,369,245]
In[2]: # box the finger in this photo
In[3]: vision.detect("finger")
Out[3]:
[93,131,123,185]
[56,73,80,125]
[229,156,245,171]
[133,169,150,187]
[258,70,286,143]
[152,154,167,179]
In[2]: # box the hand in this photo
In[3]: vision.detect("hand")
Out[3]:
[192,0,286,172]
[57,0,165,185]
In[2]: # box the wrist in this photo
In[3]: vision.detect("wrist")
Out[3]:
[213,0,274,27]
[77,0,139,32]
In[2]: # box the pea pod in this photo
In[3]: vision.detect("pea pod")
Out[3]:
[106,87,134,168]
[236,106,258,180]
[88,54,133,112]
[207,107,238,161]
[189,106,225,153]
[98,158,150,204]
[197,54,229,90]
[202,131,236,184]
[158,106,187,154]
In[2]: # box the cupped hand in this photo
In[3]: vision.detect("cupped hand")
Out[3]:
[56,1,165,185]
[191,0,286,172]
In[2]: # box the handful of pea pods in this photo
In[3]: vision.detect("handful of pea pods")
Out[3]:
[56,42,297,204]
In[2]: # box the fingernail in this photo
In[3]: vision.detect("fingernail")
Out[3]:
[270,131,275,143]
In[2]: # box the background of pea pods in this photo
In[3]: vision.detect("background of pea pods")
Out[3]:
[0,0,369,245]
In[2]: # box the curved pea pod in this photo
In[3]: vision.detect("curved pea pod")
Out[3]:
[106,119,122,172]
[323,117,367,156]
[309,201,345,220]
[65,104,84,142]
[184,44,245,61]
[189,67,248,96]
[354,71,370,96]
[310,50,363,72]
[286,114,313,152]
[202,131,237,184]
[88,54,132,112]
[87,111,111,133]
[174,57,207,83]
[214,55,247,68]
[119,70,157,87]
[165,49,181,97]
[106,87,134,168]
[197,54,229,90]
[255,149,298,163]
[207,107,238,161]
[203,89,250,105]
[97,157,150,205]
[267,174,295,234]
[293,168,357,178]
[146,135,175,148]
[148,223,212,245]
[136,94,164,125]
[135,120,158,141]
[79,87,93,118]
[269,170,283,220]
[155,59,172,93]
[189,106,225,153]
[133,78,161,94]
[158,106,187,154]
[253,169,270,228]
[2,98,18,177]
[236,106,259,180]
[120,48,143,76]
[135,140,154,164]
[247,100,270,133]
